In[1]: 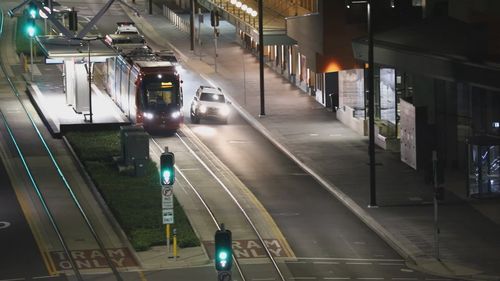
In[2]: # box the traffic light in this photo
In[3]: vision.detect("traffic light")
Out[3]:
[26,18,36,37]
[210,10,219,27]
[160,152,175,186]
[68,9,78,31]
[27,2,37,18]
[214,228,232,271]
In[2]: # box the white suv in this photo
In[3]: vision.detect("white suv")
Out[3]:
[190,86,231,124]
[115,22,139,35]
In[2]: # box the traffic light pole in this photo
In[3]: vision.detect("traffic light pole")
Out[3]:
[30,36,34,82]
[214,27,218,72]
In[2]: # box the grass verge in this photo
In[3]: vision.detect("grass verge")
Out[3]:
[65,130,200,251]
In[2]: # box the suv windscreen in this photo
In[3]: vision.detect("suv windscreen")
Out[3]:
[200,92,225,103]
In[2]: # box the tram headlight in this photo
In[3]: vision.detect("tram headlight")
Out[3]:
[171,111,181,119]
[199,105,207,114]
[144,112,154,120]
[219,105,230,116]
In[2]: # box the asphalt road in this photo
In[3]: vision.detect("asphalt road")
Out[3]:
[0,151,49,279]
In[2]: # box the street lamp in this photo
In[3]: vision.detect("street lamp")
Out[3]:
[346,0,376,207]
[235,1,242,16]
[246,7,253,23]
[241,4,247,21]
[251,10,257,27]
[346,0,395,208]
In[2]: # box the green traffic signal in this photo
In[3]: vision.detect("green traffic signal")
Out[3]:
[160,152,175,186]
[27,25,35,37]
[28,2,37,18]
[26,19,36,37]
[215,228,232,271]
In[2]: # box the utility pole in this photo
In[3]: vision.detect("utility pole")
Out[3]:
[190,0,195,51]
[367,0,377,208]
[258,0,265,116]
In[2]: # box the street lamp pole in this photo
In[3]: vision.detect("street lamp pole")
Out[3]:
[367,0,377,208]
[347,0,377,207]
[258,0,265,116]
[86,38,93,123]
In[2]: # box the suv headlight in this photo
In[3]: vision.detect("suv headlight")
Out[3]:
[199,105,207,114]
[171,111,181,119]
[220,105,230,116]
[144,112,154,120]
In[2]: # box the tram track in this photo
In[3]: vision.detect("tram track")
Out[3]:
[0,8,123,281]
[151,128,289,281]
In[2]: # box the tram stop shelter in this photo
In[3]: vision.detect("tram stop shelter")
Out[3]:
[31,35,130,137]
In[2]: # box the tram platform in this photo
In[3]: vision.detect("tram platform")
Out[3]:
[25,63,130,138]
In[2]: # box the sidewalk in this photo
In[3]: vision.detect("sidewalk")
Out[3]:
[126,3,500,280]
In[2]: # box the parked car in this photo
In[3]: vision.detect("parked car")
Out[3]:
[190,86,231,124]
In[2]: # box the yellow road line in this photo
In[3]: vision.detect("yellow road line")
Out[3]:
[138,270,148,281]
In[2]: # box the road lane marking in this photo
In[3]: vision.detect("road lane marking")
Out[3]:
[356,278,384,280]
[313,261,340,265]
[296,257,404,262]
[323,278,351,280]
[346,262,372,265]
[391,278,417,280]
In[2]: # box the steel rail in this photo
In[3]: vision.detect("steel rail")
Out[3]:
[151,130,286,281]
[0,8,122,280]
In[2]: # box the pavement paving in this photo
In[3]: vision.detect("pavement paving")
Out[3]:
[122,2,500,280]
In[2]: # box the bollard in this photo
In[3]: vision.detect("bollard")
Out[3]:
[173,228,177,261]
[166,224,171,255]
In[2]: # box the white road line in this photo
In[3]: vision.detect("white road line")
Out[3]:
[391,278,417,280]
[0,278,25,281]
[290,278,317,280]
[425,279,450,281]
[297,257,404,262]
[313,261,340,265]
[178,168,200,171]
[346,262,372,265]
[323,278,351,280]
[356,278,384,280]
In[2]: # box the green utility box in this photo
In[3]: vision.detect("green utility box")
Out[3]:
[120,125,149,176]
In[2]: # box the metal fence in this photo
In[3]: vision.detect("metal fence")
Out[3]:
[162,5,190,33]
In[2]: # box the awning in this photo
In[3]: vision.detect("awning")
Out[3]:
[352,18,500,91]
[36,35,116,62]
